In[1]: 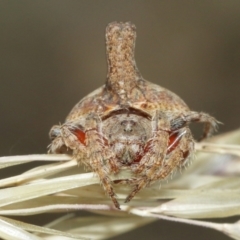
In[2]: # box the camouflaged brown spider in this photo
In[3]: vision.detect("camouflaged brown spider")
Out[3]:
[48,22,219,209]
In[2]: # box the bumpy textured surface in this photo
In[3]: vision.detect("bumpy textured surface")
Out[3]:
[48,22,219,209]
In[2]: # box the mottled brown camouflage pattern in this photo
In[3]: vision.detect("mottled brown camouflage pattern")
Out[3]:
[49,22,219,209]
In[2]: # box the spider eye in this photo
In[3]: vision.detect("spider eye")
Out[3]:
[121,120,127,126]
[121,120,136,133]
[129,120,136,126]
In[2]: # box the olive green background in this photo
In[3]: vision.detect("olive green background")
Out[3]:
[0,1,240,239]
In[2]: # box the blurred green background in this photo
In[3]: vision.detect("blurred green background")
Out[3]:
[0,1,240,239]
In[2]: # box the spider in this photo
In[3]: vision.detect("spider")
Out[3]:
[48,22,219,209]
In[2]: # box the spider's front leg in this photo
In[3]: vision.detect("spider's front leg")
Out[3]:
[84,115,121,209]
[49,117,121,209]
[125,112,170,203]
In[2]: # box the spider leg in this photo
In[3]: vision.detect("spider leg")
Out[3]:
[170,111,220,140]
[84,116,121,209]
[49,119,120,208]
[152,128,194,181]
[131,111,170,174]
[86,128,120,209]
[125,128,193,203]
[48,123,83,153]
[125,111,170,203]
[48,137,65,153]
